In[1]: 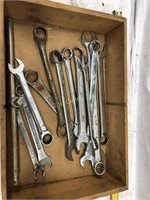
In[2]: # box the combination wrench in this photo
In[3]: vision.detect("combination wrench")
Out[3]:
[15,86,52,166]
[8,59,53,146]
[25,69,56,113]
[14,107,45,180]
[33,25,66,137]
[50,50,76,161]
[62,48,79,137]
[73,48,89,151]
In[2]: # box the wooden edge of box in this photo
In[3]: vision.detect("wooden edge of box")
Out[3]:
[0,1,7,199]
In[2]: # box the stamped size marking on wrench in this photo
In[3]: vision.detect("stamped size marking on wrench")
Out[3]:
[25,69,56,113]
[8,59,53,146]
[62,48,79,137]
[50,50,76,161]
[73,48,89,151]
[33,25,66,137]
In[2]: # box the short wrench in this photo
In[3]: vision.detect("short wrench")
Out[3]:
[50,50,76,161]
[62,48,78,137]
[33,25,66,137]
[25,69,56,113]
[15,108,45,180]
[73,48,89,151]
[8,59,53,146]
[14,88,52,166]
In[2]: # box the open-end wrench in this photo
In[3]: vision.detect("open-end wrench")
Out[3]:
[92,96,105,176]
[33,25,66,137]
[25,69,56,113]
[62,48,79,137]
[8,59,53,146]
[14,107,45,180]
[15,87,53,166]
[73,48,89,151]
[97,46,109,144]
[81,32,98,81]
[50,50,76,161]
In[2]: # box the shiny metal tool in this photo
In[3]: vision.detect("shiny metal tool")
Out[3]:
[50,50,75,161]
[62,48,79,137]
[8,59,53,146]
[33,25,66,137]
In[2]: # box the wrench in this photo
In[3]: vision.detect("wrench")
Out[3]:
[97,46,109,144]
[8,59,53,146]
[50,50,76,161]
[81,32,98,81]
[14,107,45,180]
[33,25,66,137]
[15,87,53,166]
[73,48,89,151]
[92,96,105,176]
[25,69,56,113]
[62,48,79,137]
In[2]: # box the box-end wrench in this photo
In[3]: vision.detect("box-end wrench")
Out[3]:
[14,107,45,180]
[25,69,56,113]
[8,59,53,146]
[33,25,66,137]
[98,46,109,145]
[50,50,76,161]
[15,87,53,166]
[62,48,79,137]
[73,48,89,152]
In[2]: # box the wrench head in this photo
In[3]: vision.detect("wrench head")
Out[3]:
[39,156,53,166]
[8,58,24,74]
[65,142,75,161]
[33,165,45,180]
[80,154,95,168]
[76,135,89,152]
[81,32,98,47]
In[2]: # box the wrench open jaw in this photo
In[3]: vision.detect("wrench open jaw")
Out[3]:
[33,165,45,180]
[8,58,24,74]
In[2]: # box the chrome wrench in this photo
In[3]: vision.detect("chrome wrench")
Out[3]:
[25,69,56,113]
[62,48,78,137]
[50,50,76,161]
[98,46,109,144]
[33,25,66,137]
[14,87,53,166]
[73,48,89,151]
[15,107,45,180]
[8,59,53,146]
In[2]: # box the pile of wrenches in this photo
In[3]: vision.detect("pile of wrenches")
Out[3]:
[8,24,109,180]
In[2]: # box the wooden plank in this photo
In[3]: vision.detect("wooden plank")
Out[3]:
[105,23,126,104]
[4,0,126,34]
[8,174,127,199]
[0,0,7,199]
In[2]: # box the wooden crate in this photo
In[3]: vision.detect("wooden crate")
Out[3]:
[0,0,128,199]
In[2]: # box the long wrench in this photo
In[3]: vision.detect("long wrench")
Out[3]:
[73,48,89,151]
[15,108,45,180]
[14,87,53,166]
[33,25,66,137]
[50,50,75,161]
[25,69,56,113]
[62,48,78,137]
[6,17,19,185]
[97,46,109,144]
[8,59,53,146]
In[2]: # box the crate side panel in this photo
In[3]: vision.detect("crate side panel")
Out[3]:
[4,1,123,33]
[105,23,126,104]
[8,174,126,199]
[106,105,127,185]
